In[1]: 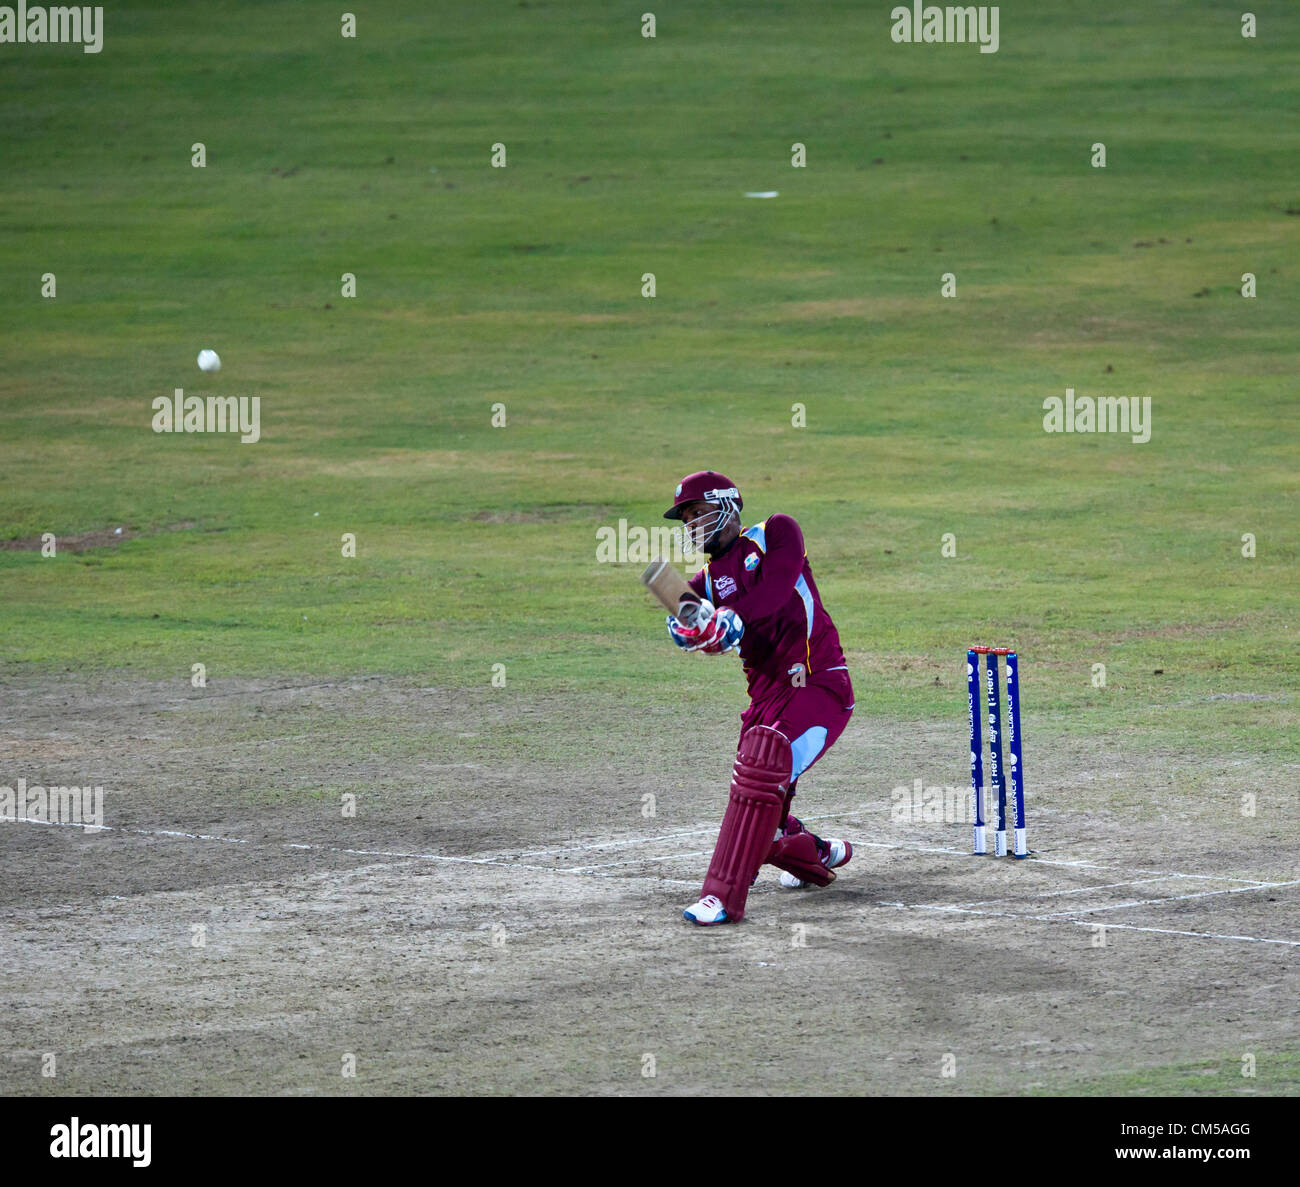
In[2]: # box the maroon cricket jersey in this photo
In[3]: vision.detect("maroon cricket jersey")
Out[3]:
[688,514,847,703]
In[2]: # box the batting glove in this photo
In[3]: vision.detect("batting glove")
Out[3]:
[667,599,715,650]
[697,606,744,654]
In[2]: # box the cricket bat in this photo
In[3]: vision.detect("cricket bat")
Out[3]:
[641,558,703,625]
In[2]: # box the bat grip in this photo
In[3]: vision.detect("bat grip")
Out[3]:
[676,595,704,627]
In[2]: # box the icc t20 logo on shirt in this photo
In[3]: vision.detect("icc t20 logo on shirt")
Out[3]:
[714,575,738,600]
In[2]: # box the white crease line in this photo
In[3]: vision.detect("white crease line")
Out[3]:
[491,803,903,860]
[9,818,1294,926]
[9,813,1283,893]
[492,824,969,866]
[474,806,1278,888]
[1,817,114,833]
[628,805,1277,884]
[876,901,1300,948]
[481,803,892,861]
[7,815,1279,893]
[956,875,1246,908]
[1,817,702,888]
[1069,921,1300,946]
[968,858,1266,882]
[505,826,718,860]
[1037,879,1300,917]
[815,828,1272,882]
[848,836,1100,865]
[566,850,714,873]
[149,827,248,843]
[815,837,1276,888]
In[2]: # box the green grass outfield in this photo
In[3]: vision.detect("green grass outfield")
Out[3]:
[1,0,1296,759]
[1028,1051,1300,1098]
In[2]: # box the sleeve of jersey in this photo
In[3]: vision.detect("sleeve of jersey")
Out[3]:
[730,514,805,621]
[688,570,707,600]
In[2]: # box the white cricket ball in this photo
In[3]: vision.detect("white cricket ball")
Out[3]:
[197,349,221,372]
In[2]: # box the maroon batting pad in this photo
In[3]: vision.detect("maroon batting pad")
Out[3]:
[700,725,790,921]
[767,830,834,887]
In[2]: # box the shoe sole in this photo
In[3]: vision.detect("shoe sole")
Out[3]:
[683,909,729,925]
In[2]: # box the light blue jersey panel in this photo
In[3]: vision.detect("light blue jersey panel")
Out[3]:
[790,726,828,778]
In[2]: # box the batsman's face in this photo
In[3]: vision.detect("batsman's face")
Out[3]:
[680,498,738,554]
[678,500,711,527]
[679,500,711,551]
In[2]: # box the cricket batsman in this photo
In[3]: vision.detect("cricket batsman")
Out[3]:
[663,470,855,925]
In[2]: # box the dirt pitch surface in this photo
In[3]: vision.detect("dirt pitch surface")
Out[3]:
[2,676,1296,1096]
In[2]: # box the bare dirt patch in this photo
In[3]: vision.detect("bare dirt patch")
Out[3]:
[1,674,1296,1095]
[2,521,197,553]
[3,527,136,552]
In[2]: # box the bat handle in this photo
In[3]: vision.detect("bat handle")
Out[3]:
[676,596,705,627]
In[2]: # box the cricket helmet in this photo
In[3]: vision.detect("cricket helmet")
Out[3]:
[663,471,743,520]
[663,470,743,554]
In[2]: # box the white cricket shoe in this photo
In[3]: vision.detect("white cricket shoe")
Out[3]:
[682,894,728,925]
[779,838,852,889]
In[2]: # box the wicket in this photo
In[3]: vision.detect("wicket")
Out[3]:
[967,646,1027,858]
